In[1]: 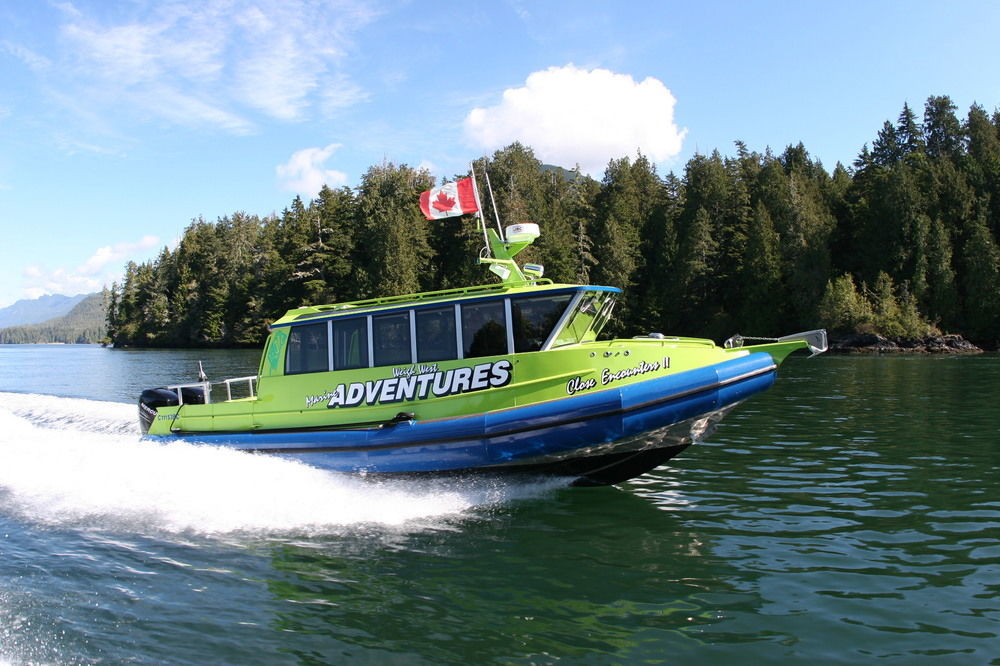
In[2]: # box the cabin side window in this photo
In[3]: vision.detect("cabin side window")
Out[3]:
[372,312,412,367]
[285,322,329,374]
[511,294,573,352]
[416,307,458,362]
[332,318,368,370]
[461,300,508,358]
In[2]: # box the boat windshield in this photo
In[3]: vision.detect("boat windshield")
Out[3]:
[549,291,616,348]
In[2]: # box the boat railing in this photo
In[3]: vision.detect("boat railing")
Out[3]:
[166,380,212,405]
[221,375,257,401]
[166,375,258,405]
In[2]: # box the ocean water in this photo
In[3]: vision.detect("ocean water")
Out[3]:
[0,345,997,664]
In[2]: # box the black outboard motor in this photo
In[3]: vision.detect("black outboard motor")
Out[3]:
[138,386,206,435]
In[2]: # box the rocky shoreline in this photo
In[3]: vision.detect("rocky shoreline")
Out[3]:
[828,333,985,354]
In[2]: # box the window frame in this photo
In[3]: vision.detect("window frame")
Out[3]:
[371,311,414,368]
[284,321,331,375]
[414,305,460,363]
[458,298,511,359]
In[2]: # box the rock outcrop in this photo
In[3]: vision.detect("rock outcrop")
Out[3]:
[829,333,983,354]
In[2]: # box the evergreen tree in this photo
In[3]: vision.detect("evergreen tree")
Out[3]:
[738,202,783,333]
[173,218,229,345]
[924,95,963,161]
[355,162,435,297]
[897,102,925,157]
[961,218,1000,342]
[872,120,902,166]
[671,206,720,334]
[671,152,737,334]
[923,216,959,328]
[826,162,855,271]
[590,154,665,333]
[759,146,835,329]
[218,212,266,345]
[302,185,356,303]
[532,167,585,283]
[964,103,1000,237]
[567,169,600,284]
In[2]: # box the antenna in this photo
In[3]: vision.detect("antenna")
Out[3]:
[468,163,490,256]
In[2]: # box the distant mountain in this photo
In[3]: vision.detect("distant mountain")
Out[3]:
[540,163,585,181]
[0,293,107,344]
[0,293,88,328]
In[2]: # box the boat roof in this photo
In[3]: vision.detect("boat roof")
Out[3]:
[270,281,620,329]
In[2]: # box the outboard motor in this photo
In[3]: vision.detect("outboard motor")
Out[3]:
[138,386,206,435]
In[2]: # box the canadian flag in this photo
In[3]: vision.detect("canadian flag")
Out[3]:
[419,177,479,220]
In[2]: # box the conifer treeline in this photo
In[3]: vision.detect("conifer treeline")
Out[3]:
[107,95,1000,348]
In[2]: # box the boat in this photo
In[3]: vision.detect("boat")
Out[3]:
[139,184,826,486]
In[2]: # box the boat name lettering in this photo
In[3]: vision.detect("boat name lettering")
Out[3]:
[309,360,513,409]
[601,358,669,386]
[566,376,597,395]
[392,363,440,378]
[305,390,338,409]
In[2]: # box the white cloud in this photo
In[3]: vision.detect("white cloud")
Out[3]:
[23,267,102,300]
[2,41,52,71]
[44,0,377,133]
[77,235,161,276]
[318,74,371,114]
[137,84,255,134]
[52,133,123,156]
[21,236,162,298]
[464,64,687,176]
[276,144,349,198]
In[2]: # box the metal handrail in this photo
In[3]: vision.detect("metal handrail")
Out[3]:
[222,375,258,401]
[166,375,258,405]
[165,381,211,405]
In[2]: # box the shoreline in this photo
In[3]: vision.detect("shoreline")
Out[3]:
[828,333,985,354]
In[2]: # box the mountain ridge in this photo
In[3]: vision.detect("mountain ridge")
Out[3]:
[0,293,106,344]
[0,293,89,328]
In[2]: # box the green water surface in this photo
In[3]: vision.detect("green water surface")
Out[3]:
[0,347,996,664]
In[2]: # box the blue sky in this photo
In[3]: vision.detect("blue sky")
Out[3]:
[1,0,999,308]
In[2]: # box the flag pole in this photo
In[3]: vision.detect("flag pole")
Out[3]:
[482,167,505,241]
[468,163,490,256]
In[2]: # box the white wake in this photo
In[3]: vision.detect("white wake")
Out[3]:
[0,392,564,537]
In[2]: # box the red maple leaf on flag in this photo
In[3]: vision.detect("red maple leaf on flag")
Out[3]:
[432,191,456,212]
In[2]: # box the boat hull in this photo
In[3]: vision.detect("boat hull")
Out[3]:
[144,352,776,486]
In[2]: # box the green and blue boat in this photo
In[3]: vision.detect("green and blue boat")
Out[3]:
[139,218,825,486]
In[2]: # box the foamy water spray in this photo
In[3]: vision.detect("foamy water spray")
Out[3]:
[0,393,565,537]
[4,392,137,435]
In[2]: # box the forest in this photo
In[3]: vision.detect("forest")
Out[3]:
[106,95,1000,349]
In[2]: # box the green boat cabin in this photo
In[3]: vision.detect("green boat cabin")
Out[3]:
[267,285,619,377]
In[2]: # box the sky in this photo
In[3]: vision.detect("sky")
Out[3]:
[1,0,999,308]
